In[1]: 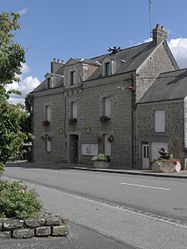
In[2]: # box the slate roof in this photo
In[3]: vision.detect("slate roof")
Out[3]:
[139,68,187,103]
[86,42,157,81]
[32,40,178,92]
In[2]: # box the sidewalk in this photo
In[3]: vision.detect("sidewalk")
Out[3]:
[6,161,187,179]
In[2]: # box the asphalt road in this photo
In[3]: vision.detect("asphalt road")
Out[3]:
[4,166,187,249]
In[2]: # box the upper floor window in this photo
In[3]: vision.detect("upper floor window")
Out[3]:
[45,105,51,122]
[104,97,111,117]
[155,110,165,132]
[47,77,53,89]
[70,71,75,85]
[71,102,77,119]
[105,62,111,76]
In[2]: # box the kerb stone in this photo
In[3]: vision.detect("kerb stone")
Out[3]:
[25,218,45,228]
[3,219,24,230]
[52,225,69,236]
[12,228,34,239]
[0,231,11,239]
[35,226,51,237]
[45,217,61,226]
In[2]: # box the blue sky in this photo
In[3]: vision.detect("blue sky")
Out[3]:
[1,0,187,103]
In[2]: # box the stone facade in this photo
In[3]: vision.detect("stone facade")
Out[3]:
[136,100,187,169]
[32,25,182,169]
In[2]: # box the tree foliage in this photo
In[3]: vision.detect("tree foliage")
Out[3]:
[0,12,27,166]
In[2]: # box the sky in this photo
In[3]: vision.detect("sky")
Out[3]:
[1,0,187,103]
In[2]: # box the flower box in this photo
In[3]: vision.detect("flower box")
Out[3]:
[100,115,111,122]
[93,161,109,168]
[69,118,77,126]
[151,159,181,173]
[42,120,50,126]
[92,153,110,168]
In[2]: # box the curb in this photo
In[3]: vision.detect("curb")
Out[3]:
[62,166,187,179]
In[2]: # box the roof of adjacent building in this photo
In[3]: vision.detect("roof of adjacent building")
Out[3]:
[139,68,187,103]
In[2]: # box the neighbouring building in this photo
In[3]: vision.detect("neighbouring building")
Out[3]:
[31,24,187,169]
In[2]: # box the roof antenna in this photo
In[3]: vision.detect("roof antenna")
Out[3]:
[148,0,152,37]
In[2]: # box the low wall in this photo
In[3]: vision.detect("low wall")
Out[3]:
[0,215,69,239]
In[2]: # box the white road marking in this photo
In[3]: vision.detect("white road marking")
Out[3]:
[120,182,171,191]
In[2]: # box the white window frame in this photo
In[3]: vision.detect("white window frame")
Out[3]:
[104,97,111,117]
[103,134,111,155]
[71,102,78,119]
[46,139,51,152]
[45,105,51,122]
[154,110,165,132]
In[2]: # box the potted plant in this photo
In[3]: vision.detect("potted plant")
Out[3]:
[100,115,111,122]
[42,120,50,127]
[69,118,77,126]
[92,153,111,168]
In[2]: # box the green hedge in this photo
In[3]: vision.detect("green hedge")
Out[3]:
[0,180,42,219]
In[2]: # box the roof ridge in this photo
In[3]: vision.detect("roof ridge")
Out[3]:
[90,41,153,60]
[159,68,187,75]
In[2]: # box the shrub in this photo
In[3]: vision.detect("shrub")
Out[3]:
[0,180,42,219]
[92,153,111,162]
[0,163,4,176]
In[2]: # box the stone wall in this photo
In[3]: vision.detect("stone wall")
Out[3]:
[33,73,134,169]
[0,215,69,239]
[136,100,187,169]
[136,42,177,102]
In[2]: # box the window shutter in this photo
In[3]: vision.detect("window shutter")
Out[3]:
[104,97,111,117]
[155,110,165,132]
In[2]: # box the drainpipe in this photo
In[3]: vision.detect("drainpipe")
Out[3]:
[130,74,136,169]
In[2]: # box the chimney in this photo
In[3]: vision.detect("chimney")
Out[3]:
[51,58,64,73]
[152,24,168,45]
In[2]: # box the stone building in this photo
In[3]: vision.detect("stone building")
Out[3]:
[136,68,187,170]
[31,24,187,169]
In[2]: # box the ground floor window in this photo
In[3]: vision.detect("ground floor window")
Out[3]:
[103,134,111,155]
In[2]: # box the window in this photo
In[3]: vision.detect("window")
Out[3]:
[155,110,165,132]
[103,134,111,155]
[45,135,51,152]
[71,102,77,119]
[45,105,51,121]
[104,62,111,76]
[70,71,75,85]
[104,97,111,117]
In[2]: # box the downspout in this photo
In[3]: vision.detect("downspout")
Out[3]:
[131,74,136,169]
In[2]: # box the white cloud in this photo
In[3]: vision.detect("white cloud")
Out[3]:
[143,37,187,68]
[6,63,40,104]
[168,38,187,68]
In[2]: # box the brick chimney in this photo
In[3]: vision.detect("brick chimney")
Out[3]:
[152,24,168,45]
[51,58,64,73]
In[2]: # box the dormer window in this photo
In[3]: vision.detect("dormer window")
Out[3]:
[70,71,75,85]
[47,77,53,89]
[105,62,111,76]
[103,59,116,77]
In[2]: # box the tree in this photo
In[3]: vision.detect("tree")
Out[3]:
[0,12,26,171]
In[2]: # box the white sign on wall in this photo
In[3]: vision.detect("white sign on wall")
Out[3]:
[81,144,98,156]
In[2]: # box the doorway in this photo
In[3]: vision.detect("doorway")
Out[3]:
[69,134,79,163]
[142,143,149,169]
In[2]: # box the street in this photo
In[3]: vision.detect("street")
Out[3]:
[4,166,187,249]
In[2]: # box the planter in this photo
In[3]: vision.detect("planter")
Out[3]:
[151,160,181,173]
[93,161,109,168]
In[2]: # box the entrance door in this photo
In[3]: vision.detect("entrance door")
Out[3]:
[69,135,79,163]
[142,143,149,169]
